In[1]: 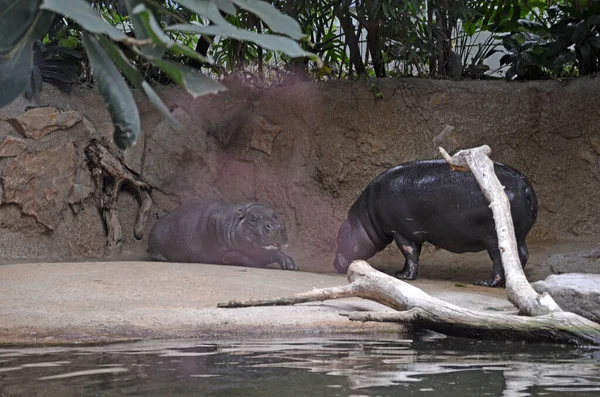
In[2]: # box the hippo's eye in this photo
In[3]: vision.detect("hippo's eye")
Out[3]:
[250,214,258,222]
[265,223,272,230]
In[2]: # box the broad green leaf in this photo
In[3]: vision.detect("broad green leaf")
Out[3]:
[97,35,143,87]
[0,0,41,52]
[215,0,237,15]
[152,59,226,98]
[41,0,127,42]
[141,81,182,129]
[177,0,230,25]
[96,36,182,129]
[133,4,211,64]
[0,9,54,108]
[124,0,165,59]
[0,38,34,107]
[230,0,304,40]
[167,23,313,58]
[82,32,140,149]
[462,21,476,37]
[572,20,588,46]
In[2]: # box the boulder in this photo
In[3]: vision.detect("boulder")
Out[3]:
[8,107,81,140]
[527,247,600,282]
[532,273,600,323]
[0,135,27,157]
[1,143,76,229]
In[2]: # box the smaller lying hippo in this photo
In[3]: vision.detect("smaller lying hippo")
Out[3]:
[148,199,298,271]
[333,159,538,287]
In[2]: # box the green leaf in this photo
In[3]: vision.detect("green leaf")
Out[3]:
[124,0,165,59]
[0,9,54,108]
[167,23,313,58]
[41,0,127,42]
[177,0,230,25]
[96,36,182,130]
[141,81,182,129]
[230,0,304,40]
[82,32,140,149]
[572,20,588,46]
[152,59,227,98]
[132,4,210,65]
[96,35,143,87]
[0,0,41,52]
[462,20,476,37]
[215,0,237,15]
[0,38,34,107]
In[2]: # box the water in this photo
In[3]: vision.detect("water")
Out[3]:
[1,333,599,396]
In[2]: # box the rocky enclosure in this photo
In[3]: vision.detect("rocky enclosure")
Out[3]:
[0,78,599,279]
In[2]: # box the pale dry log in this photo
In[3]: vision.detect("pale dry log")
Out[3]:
[218,285,356,308]
[219,260,600,345]
[439,145,560,317]
[85,140,152,249]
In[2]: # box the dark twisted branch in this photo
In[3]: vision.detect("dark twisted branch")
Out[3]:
[85,140,152,249]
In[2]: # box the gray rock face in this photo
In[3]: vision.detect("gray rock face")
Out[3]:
[8,107,81,140]
[533,273,600,323]
[527,247,600,282]
[1,80,600,277]
[2,143,76,229]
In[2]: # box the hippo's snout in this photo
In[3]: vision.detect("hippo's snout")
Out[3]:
[333,252,350,274]
[263,223,287,239]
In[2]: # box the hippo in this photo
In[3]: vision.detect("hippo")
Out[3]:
[148,199,298,271]
[332,159,538,287]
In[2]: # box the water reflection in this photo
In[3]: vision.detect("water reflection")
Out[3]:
[0,334,598,396]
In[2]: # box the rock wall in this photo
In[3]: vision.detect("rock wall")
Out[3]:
[0,77,599,275]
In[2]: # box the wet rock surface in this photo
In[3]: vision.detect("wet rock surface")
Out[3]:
[533,273,600,323]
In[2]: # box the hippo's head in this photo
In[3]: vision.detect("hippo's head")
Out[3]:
[333,218,379,274]
[236,204,289,251]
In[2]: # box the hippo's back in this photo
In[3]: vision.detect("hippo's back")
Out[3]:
[148,199,227,263]
[350,159,537,253]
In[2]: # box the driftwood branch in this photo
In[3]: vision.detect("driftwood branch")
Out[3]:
[219,260,600,345]
[219,144,600,346]
[439,145,560,317]
[85,140,152,250]
[218,285,356,308]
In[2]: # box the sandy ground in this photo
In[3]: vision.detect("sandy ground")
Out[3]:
[0,261,515,347]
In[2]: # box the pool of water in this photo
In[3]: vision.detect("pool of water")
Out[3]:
[1,333,599,396]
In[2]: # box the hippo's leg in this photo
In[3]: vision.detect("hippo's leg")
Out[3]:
[221,251,264,268]
[150,251,168,262]
[333,219,383,274]
[392,232,422,280]
[517,239,529,268]
[271,251,299,271]
[476,246,505,287]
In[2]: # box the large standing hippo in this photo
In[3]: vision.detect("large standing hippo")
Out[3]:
[333,159,538,287]
[149,199,298,271]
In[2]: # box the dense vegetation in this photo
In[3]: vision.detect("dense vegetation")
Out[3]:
[1,1,599,149]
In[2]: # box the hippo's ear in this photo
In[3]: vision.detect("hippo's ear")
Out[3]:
[272,211,280,220]
[237,208,246,219]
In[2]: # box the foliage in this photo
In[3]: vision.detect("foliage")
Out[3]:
[25,39,83,100]
[470,0,600,79]
[0,0,315,149]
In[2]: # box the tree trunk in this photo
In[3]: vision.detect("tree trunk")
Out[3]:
[367,22,386,78]
[335,5,367,77]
